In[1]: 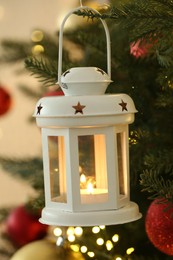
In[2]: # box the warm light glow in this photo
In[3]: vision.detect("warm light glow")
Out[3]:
[80,174,86,183]
[67,226,75,235]
[106,240,113,251]
[56,236,64,246]
[53,227,62,237]
[31,30,44,42]
[87,251,95,258]
[92,226,100,234]
[81,246,88,253]
[96,238,104,245]
[112,234,119,243]
[126,247,135,255]
[74,227,83,236]
[68,234,75,242]
[70,244,80,252]
[115,257,122,260]
[99,225,105,229]
[87,182,94,194]
[32,44,44,54]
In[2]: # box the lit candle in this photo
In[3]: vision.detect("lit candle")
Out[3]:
[80,174,108,204]
[80,173,87,184]
[80,187,108,204]
[87,182,94,194]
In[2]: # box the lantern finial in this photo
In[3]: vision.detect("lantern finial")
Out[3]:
[80,0,83,7]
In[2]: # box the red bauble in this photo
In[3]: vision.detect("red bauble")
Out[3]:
[6,206,48,247]
[0,86,12,116]
[130,39,154,58]
[43,89,64,97]
[145,199,173,256]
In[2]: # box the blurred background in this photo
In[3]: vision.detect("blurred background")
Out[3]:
[0,0,80,207]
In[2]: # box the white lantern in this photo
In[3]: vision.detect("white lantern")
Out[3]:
[34,6,142,226]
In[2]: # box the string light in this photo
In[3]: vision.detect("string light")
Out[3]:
[70,244,80,252]
[81,246,88,253]
[32,44,44,55]
[67,234,76,242]
[126,247,135,255]
[87,251,95,258]
[56,236,64,246]
[129,130,139,145]
[31,30,44,42]
[67,226,75,235]
[74,226,83,236]
[53,227,62,237]
[106,240,113,251]
[99,225,105,229]
[96,238,104,245]
[115,257,122,260]
[112,234,119,243]
[92,226,100,234]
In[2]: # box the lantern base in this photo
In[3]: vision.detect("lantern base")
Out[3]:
[39,202,142,226]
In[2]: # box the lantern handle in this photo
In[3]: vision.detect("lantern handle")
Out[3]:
[57,6,111,87]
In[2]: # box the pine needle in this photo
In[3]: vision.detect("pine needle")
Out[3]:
[25,56,58,86]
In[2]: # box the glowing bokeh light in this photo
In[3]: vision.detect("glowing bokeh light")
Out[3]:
[92,226,100,234]
[96,238,104,245]
[74,226,83,236]
[87,251,95,258]
[106,240,113,251]
[81,246,88,253]
[112,234,119,243]
[31,30,44,42]
[126,247,135,255]
[53,227,62,237]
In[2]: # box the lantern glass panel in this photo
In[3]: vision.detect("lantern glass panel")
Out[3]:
[117,132,126,196]
[48,136,67,203]
[79,134,108,204]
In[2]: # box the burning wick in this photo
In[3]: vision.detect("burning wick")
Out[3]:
[87,183,94,194]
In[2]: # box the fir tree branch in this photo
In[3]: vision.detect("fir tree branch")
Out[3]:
[0,40,31,62]
[144,150,173,172]
[0,157,43,183]
[75,0,173,41]
[140,169,173,202]
[25,56,58,86]
[155,91,173,107]
[140,149,173,202]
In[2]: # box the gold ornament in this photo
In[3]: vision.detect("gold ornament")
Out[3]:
[11,239,84,260]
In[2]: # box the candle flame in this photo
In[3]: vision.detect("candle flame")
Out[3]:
[87,182,94,194]
[80,174,86,183]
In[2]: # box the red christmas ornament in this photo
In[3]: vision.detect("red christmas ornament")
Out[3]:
[0,86,12,116]
[145,199,173,256]
[43,89,64,97]
[6,205,48,247]
[130,39,153,58]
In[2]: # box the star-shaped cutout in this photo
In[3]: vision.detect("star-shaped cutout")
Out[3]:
[72,102,86,114]
[63,70,70,77]
[119,99,128,111]
[97,68,105,75]
[37,103,43,115]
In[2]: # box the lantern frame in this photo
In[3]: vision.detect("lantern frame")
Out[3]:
[34,5,142,226]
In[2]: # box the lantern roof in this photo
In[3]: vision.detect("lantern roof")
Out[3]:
[34,93,137,118]
[34,93,137,127]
